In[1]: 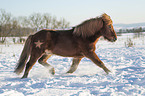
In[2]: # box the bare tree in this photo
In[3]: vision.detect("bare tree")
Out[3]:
[18,16,29,28]
[42,13,52,29]
[25,13,70,31]
[0,9,13,43]
[51,16,58,29]
[57,18,70,29]
[28,13,43,31]
[0,9,70,42]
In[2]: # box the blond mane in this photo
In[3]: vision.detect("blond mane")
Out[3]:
[73,13,112,38]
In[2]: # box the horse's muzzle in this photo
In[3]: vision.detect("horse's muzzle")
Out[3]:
[111,37,117,42]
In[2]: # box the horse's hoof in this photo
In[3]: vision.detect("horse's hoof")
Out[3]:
[50,68,55,75]
[105,69,111,75]
[66,70,74,74]
[21,76,27,79]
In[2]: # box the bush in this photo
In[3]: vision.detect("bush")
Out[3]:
[125,38,134,47]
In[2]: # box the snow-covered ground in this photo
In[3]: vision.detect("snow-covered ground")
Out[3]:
[0,33,145,96]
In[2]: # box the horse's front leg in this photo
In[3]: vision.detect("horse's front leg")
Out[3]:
[67,58,82,73]
[85,51,111,74]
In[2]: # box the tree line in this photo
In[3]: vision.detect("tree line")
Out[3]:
[118,27,145,34]
[0,9,70,43]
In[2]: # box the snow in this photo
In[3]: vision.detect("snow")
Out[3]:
[0,33,145,96]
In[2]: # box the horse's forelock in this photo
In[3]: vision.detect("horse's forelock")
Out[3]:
[101,13,113,24]
[73,17,103,38]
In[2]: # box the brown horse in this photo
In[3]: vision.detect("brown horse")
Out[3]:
[14,13,117,78]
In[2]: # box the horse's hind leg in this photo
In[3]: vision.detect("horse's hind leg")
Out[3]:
[22,52,41,78]
[67,58,82,73]
[38,54,55,75]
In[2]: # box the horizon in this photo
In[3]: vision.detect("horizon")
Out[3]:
[114,22,145,25]
[0,0,145,26]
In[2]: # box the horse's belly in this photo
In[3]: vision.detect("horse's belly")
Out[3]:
[52,47,83,57]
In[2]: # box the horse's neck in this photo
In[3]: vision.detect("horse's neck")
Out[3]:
[87,31,101,43]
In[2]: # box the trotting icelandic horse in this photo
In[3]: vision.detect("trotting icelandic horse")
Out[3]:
[14,13,117,78]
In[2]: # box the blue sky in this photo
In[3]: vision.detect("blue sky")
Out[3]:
[0,0,145,26]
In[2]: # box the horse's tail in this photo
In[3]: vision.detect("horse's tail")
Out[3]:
[14,35,33,75]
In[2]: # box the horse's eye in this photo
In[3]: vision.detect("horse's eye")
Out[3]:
[108,25,111,28]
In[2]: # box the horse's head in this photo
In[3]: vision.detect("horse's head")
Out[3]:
[102,23,117,42]
[101,13,117,42]
[73,13,117,41]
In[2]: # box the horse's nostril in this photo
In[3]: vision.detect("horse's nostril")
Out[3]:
[111,37,117,42]
[114,37,117,41]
